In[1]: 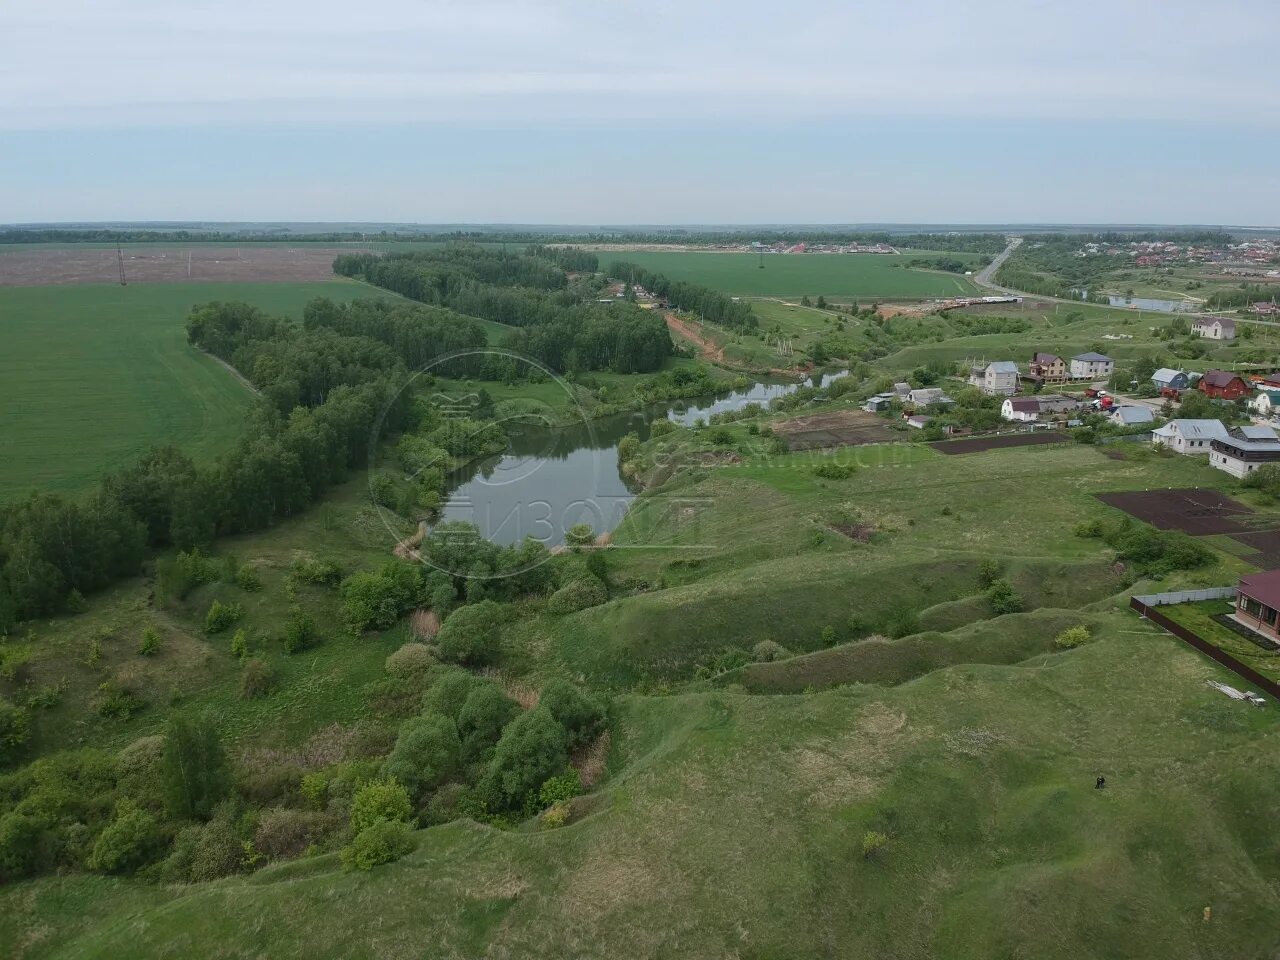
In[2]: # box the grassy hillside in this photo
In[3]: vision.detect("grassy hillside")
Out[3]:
[0,280,384,499]
[598,251,981,298]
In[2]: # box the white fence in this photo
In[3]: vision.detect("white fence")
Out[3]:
[1132,586,1236,607]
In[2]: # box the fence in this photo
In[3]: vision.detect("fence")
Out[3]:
[1132,586,1237,607]
[1130,596,1280,700]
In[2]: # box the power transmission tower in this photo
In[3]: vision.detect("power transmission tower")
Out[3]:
[116,241,127,286]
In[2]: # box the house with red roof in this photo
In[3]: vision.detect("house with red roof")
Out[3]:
[1198,370,1251,400]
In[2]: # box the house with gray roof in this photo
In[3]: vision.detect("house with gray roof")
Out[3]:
[1109,404,1154,427]
[1070,352,1114,380]
[1151,419,1228,455]
[1210,425,1280,478]
[978,361,1020,396]
[1151,368,1190,392]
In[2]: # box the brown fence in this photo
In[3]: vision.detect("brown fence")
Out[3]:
[1130,597,1280,700]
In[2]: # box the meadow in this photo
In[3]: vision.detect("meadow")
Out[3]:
[598,250,982,298]
[0,280,380,499]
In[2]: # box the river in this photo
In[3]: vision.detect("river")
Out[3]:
[438,370,847,546]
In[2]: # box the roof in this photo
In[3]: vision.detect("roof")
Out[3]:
[1005,397,1041,412]
[906,415,932,427]
[1239,568,1280,611]
[893,381,911,393]
[1072,352,1113,362]
[1153,419,1228,440]
[1152,367,1185,383]
[985,361,1019,375]
[909,387,945,400]
[1196,317,1237,331]
[1032,352,1062,364]
[1111,405,1154,425]
[1202,370,1247,388]
[1235,425,1280,441]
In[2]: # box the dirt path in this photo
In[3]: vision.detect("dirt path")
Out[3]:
[665,312,725,363]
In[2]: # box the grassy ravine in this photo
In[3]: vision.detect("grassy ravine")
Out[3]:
[0,281,384,498]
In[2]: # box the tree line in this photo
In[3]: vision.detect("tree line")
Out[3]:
[607,260,758,333]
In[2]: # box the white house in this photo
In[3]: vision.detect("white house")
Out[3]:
[1150,419,1228,455]
[1192,317,1237,340]
[1109,405,1154,427]
[1248,389,1280,419]
[1001,397,1041,422]
[1070,352,1114,380]
[1209,426,1280,478]
[979,361,1020,396]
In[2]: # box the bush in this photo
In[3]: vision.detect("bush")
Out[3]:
[283,607,320,654]
[254,807,332,861]
[230,628,248,660]
[976,559,1003,589]
[0,697,31,764]
[862,830,889,860]
[87,804,163,874]
[342,819,415,871]
[385,643,437,679]
[204,599,243,635]
[291,556,343,586]
[457,685,520,763]
[380,715,461,801]
[436,601,504,666]
[751,640,791,662]
[300,772,329,811]
[887,610,920,638]
[138,626,160,656]
[986,578,1023,615]
[1054,626,1092,649]
[93,681,147,719]
[162,816,243,883]
[1242,463,1280,502]
[350,779,413,834]
[339,562,424,633]
[239,658,275,700]
[649,418,676,438]
[538,768,581,808]
[812,461,855,480]
[482,706,569,811]
[1073,519,1104,538]
[539,681,605,749]
[546,577,608,615]
[236,564,263,592]
[422,669,485,723]
[564,523,596,549]
[0,813,49,882]
[541,802,570,828]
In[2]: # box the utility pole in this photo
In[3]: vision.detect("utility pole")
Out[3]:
[116,241,127,286]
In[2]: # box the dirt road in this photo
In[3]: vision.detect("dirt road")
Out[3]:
[665,312,725,363]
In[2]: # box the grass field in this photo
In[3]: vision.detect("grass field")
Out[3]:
[601,251,981,298]
[0,280,380,499]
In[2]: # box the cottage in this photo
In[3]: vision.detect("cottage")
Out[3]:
[1151,368,1190,392]
[1209,425,1280,478]
[978,361,1020,396]
[1070,352,1114,380]
[1001,397,1042,422]
[1109,405,1154,427]
[1192,317,1237,340]
[1199,370,1251,400]
[1150,418,1228,455]
[862,393,895,413]
[906,387,953,407]
[1249,389,1280,419]
[1234,569,1280,644]
[1028,352,1068,382]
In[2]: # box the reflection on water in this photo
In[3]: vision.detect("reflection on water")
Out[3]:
[439,370,848,546]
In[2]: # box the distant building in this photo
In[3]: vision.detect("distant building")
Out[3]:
[1209,425,1280,478]
[1192,317,1237,340]
[892,382,912,398]
[1109,405,1154,427]
[862,393,895,413]
[1029,352,1068,382]
[1070,352,1114,380]
[1199,370,1252,401]
[1001,397,1042,422]
[1151,368,1190,392]
[975,361,1020,396]
[1150,419,1228,455]
[1249,389,1280,419]
[906,387,953,407]
[1235,569,1280,644]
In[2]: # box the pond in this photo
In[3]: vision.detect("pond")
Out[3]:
[438,370,847,546]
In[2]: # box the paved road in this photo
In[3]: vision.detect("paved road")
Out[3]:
[973,236,1280,330]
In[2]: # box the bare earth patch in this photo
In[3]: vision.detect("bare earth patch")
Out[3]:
[773,409,899,450]
[0,245,365,286]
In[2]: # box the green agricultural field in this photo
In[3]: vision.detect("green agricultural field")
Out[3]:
[603,250,981,298]
[0,280,379,499]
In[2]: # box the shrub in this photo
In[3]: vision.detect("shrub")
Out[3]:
[708,427,734,446]
[812,461,855,480]
[538,768,581,808]
[300,772,329,811]
[230,628,248,660]
[821,625,837,645]
[541,802,570,829]
[236,565,263,592]
[1242,463,1280,502]
[457,685,520,763]
[239,658,275,700]
[482,706,569,811]
[87,804,162,874]
[862,830,889,860]
[350,779,413,834]
[546,577,608,615]
[283,607,320,654]
[887,610,920,638]
[0,812,46,882]
[1073,519,1104,538]
[539,681,605,749]
[138,626,160,656]
[204,599,243,635]
[986,578,1023,615]
[254,807,332,861]
[380,715,461,801]
[976,559,1003,589]
[564,523,596,549]
[339,562,424,633]
[94,681,147,719]
[0,697,31,763]
[291,556,343,586]
[1054,626,1092,649]
[617,432,641,463]
[385,643,437,679]
[162,816,243,882]
[649,418,676,438]
[422,669,485,723]
[751,640,791,662]
[436,600,504,666]
[342,819,414,871]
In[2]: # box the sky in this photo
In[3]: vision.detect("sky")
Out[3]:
[2,0,1278,225]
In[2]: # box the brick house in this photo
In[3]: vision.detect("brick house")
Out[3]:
[1029,352,1068,382]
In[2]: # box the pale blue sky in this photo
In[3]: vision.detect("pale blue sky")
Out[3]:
[3,0,1278,224]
